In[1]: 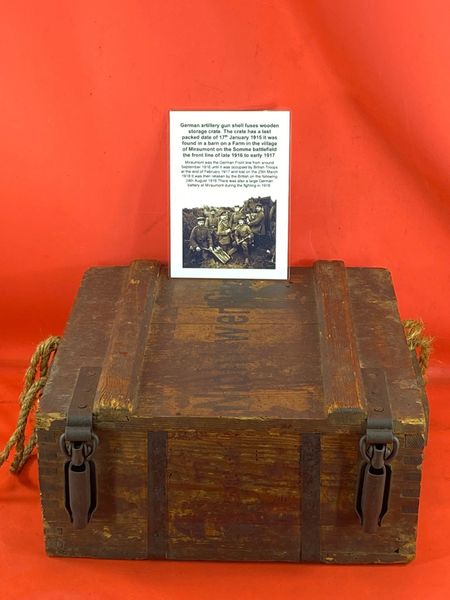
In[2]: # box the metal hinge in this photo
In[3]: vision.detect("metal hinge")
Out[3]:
[59,367,101,529]
[356,368,400,533]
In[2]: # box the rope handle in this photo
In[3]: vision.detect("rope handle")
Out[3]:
[0,336,60,473]
[403,319,433,379]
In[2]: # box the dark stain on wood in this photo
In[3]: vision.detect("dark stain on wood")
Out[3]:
[300,433,321,561]
[148,431,168,558]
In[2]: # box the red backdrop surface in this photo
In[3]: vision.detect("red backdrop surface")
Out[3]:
[0,1,449,599]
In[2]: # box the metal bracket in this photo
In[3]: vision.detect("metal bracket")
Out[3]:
[356,368,400,533]
[59,367,101,529]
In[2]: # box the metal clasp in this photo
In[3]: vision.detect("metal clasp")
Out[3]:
[356,435,399,533]
[60,367,101,529]
[356,368,400,533]
[359,434,399,466]
[60,433,99,529]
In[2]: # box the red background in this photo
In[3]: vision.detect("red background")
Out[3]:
[0,1,449,598]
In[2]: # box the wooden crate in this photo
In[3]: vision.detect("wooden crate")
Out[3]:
[37,260,428,562]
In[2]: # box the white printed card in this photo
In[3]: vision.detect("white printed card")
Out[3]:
[169,110,290,279]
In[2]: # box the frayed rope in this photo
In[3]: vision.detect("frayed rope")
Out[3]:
[402,319,433,379]
[0,336,60,473]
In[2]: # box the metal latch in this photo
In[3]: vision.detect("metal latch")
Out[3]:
[356,368,399,533]
[59,367,101,529]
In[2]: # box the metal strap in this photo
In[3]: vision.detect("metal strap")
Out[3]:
[361,368,394,445]
[64,367,101,442]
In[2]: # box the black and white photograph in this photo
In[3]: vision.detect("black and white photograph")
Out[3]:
[183,196,276,270]
[170,110,290,279]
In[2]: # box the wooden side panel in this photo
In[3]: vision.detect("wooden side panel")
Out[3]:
[319,267,427,564]
[38,423,148,559]
[313,261,365,416]
[165,429,301,561]
[320,433,424,563]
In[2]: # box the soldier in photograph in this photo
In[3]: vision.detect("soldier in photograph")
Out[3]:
[217,213,233,252]
[233,215,253,267]
[247,204,266,246]
[230,204,245,231]
[189,216,213,262]
[206,208,219,246]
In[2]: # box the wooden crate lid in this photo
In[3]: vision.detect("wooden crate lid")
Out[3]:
[38,260,427,434]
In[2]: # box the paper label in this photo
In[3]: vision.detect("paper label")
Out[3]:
[170,110,290,279]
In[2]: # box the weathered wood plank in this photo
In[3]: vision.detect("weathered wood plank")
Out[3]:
[137,267,325,420]
[153,267,315,315]
[313,261,366,415]
[138,320,324,419]
[94,260,161,414]
[166,429,300,561]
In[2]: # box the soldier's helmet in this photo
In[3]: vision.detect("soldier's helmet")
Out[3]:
[256,204,262,210]
[197,216,206,223]
[234,205,240,210]
[238,216,245,224]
